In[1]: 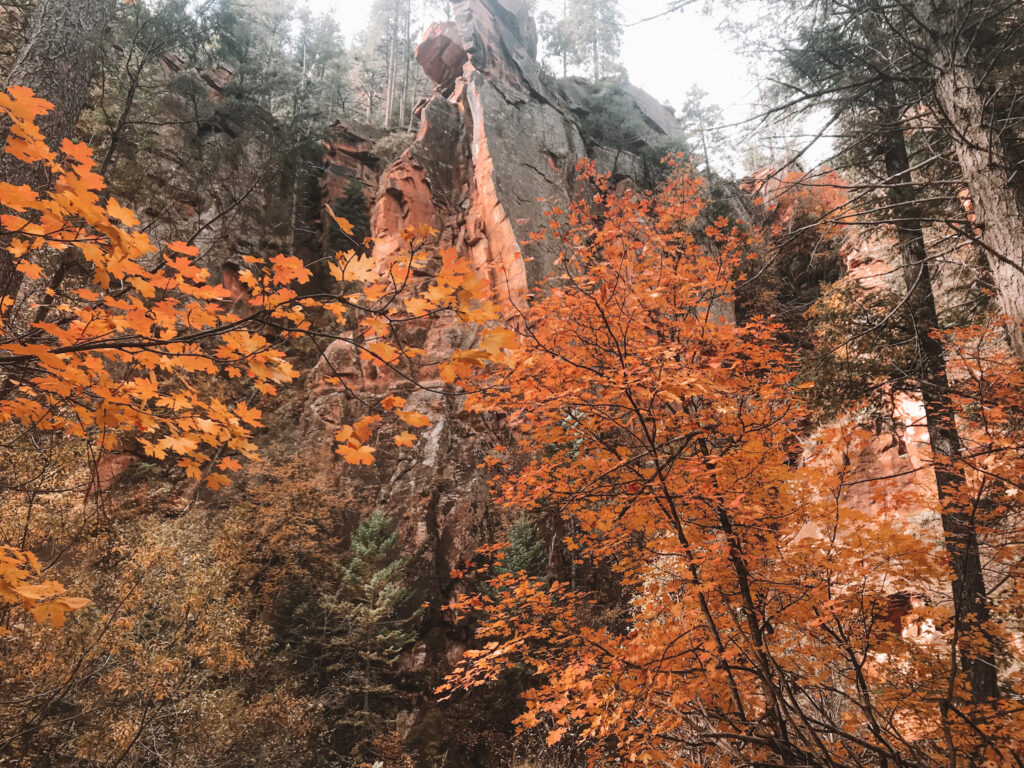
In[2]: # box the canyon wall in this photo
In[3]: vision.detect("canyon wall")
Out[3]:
[301,2,684,756]
[308,0,683,603]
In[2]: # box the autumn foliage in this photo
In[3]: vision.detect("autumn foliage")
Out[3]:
[0,85,498,626]
[441,162,1024,767]
[4,74,1024,768]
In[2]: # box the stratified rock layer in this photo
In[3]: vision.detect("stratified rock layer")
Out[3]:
[307,1,683,754]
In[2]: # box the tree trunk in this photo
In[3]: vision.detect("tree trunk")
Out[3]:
[400,0,411,128]
[920,0,1024,359]
[1,0,115,316]
[877,80,999,703]
[562,0,568,78]
[99,55,145,177]
[383,4,397,128]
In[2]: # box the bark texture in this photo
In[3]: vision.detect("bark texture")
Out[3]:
[920,0,1024,358]
[878,80,998,702]
[1,0,116,311]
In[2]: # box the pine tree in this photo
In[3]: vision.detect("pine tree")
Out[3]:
[538,7,573,77]
[540,0,624,81]
[568,0,623,81]
[744,0,1007,701]
[678,86,728,174]
[300,512,417,739]
[496,517,546,579]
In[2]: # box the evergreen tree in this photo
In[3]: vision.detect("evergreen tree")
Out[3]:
[297,512,417,744]
[496,517,546,579]
[328,181,373,253]
[357,0,420,128]
[568,0,624,81]
[539,0,624,81]
[730,0,1010,702]
[678,86,728,174]
[538,6,573,77]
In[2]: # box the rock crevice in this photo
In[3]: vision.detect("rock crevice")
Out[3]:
[307,0,686,702]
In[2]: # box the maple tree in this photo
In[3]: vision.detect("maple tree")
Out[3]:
[441,161,1024,767]
[0,85,499,628]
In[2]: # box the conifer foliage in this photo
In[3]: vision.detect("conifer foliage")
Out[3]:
[2,2,1024,766]
[296,512,418,748]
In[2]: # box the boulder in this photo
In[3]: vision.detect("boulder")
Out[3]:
[417,22,468,90]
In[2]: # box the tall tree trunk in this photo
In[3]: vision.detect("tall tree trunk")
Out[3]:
[877,80,999,703]
[919,0,1024,359]
[561,0,568,78]
[1,0,115,316]
[399,0,411,128]
[383,4,397,128]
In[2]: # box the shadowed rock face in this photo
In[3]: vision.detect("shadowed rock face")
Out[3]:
[320,121,388,206]
[310,0,684,597]
[306,1,684,751]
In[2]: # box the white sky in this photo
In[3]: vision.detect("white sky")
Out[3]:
[304,0,760,125]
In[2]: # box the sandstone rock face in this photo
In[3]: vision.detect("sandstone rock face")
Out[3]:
[307,1,684,754]
[452,0,544,101]
[381,0,682,301]
[310,0,688,562]
[320,120,388,205]
[416,22,468,92]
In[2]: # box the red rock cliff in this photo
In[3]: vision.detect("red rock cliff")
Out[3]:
[304,2,685,749]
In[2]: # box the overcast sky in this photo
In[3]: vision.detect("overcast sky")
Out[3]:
[307,0,760,126]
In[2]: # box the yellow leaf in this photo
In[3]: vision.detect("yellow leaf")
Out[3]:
[337,443,375,466]
[395,431,417,447]
[157,435,199,455]
[166,240,199,257]
[15,261,44,280]
[398,410,431,428]
[331,252,378,283]
[235,402,263,427]
[361,283,389,301]
[269,254,311,285]
[546,728,567,746]
[380,395,407,410]
[404,296,436,316]
[30,597,90,628]
[353,414,382,442]
[325,206,354,235]
[479,327,520,358]
[106,197,139,227]
[206,473,231,490]
[0,182,38,211]
[362,341,401,365]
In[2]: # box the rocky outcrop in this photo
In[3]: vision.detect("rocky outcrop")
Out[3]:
[305,0,685,705]
[416,22,468,93]
[111,54,292,270]
[320,120,388,205]
[304,2,688,757]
